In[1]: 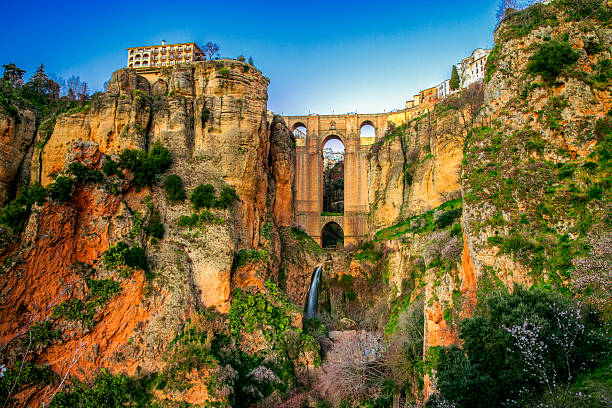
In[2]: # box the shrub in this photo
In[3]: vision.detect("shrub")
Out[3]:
[526,41,580,82]
[433,286,607,407]
[49,369,129,408]
[47,175,73,202]
[232,249,269,270]
[68,162,103,183]
[102,242,148,271]
[260,222,272,240]
[52,279,121,327]
[118,144,172,188]
[177,210,224,228]
[435,208,462,229]
[25,320,59,347]
[0,182,46,232]
[216,185,239,209]
[163,174,186,202]
[0,363,54,404]
[190,184,216,209]
[102,158,122,178]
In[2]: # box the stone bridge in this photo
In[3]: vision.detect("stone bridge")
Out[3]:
[283,109,425,246]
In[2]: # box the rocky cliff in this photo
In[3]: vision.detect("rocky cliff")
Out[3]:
[0,61,307,406]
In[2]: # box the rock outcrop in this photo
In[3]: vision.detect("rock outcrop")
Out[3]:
[0,110,37,206]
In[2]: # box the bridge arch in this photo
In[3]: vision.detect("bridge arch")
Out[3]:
[359,120,376,138]
[292,122,307,139]
[321,222,344,248]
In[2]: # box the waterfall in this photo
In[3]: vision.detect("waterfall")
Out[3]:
[304,266,322,320]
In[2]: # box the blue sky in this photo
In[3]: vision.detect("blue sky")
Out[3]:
[1,0,499,115]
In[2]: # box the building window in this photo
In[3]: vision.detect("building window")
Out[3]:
[161,56,166,60]
[162,48,166,52]
[162,62,166,66]
[130,50,134,54]
[178,47,182,51]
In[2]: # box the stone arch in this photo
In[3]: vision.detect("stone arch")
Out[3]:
[359,120,376,138]
[320,134,344,151]
[321,222,344,248]
[292,122,307,138]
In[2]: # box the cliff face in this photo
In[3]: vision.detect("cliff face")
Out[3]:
[0,110,37,206]
[0,61,298,406]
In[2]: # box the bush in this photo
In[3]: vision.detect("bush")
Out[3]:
[190,184,216,209]
[232,249,269,270]
[0,363,54,405]
[52,279,121,327]
[435,208,462,229]
[102,158,122,178]
[527,41,580,82]
[163,174,186,202]
[49,369,130,408]
[47,175,73,202]
[68,162,103,184]
[25,320,59,347]
[433,286,608,407]
[177,210,224,228]
[0,182,46,232]
[118,144,172,189]
[216,185,239,209]
[102,242,148,271]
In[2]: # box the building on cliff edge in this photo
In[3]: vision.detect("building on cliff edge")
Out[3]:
[126,41,205,69]
[437,47,491,98]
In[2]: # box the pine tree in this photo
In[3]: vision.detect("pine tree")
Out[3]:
[2,63,25,87]
[248,57,254,66]
[449,65,460,91]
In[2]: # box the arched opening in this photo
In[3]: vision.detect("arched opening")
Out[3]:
[360,121,376,138]
[322,136,344,215]
[321,222,344,248]
[292,122,307,139]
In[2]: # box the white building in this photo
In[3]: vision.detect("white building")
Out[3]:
[458,48,491,89]
[437,79,453,98]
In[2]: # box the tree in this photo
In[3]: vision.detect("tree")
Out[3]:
[2,63,25,87]
[449,65,460,91]
[438,82,485,150]
[30,63,48,93]
[203,42,220,60]
[248,56,254,66]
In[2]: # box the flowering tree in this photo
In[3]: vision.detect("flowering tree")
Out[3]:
[319,331,387,405]
[571,232,612,314]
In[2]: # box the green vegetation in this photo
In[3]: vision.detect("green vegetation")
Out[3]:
[232,248,269,270]
[52,279,121,328]
[190,183,238,210]
[0,183,47,232]
[48,369,132,408]
[178,210,224,228]
[25,320,60,347]
[560,0,611,22]
[260,222,272,240]
[526,40,580,82]
[67,162,103,184]
[0,363,55,405]
[321,212,342,216]
[290,226,323,254]
[449,65,460,90]
[500,4,558,42]
[102,159,122,178]
[47,175,74,202]
[163,174,186,202]
[353,241,382,263]
[374,199,462,241]
[144,206,164,240]
[430,286,608,408]
[118,143,172,189]
[102,242,148,272]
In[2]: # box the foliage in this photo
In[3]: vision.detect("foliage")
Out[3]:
[67,162,103,184]
[118,143,172,189]
[48,369,130,408]
[25,320,60,348]
[52,279,121,328]
[47,175,74,202]
[216,185,239,209]
[560,0,611,21]
[499,3,558,42]
[102,242,148,272]
[449,65,460,91]
[526,40,580,82]
[290,226,323,254]
[163,174,186,202]
[386,298,425,402]
[0,183,47,232]
[232,249,269,270]
[260,222,272,240]
[319,331,387,406]
[0,363,54,405]
[353,241,382,263]
[375,199,462,241]
[145,207,164,239]
[178,210,224,228]
[191,184,216,209]
[102,159,122,178]
[433,286,608,407]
